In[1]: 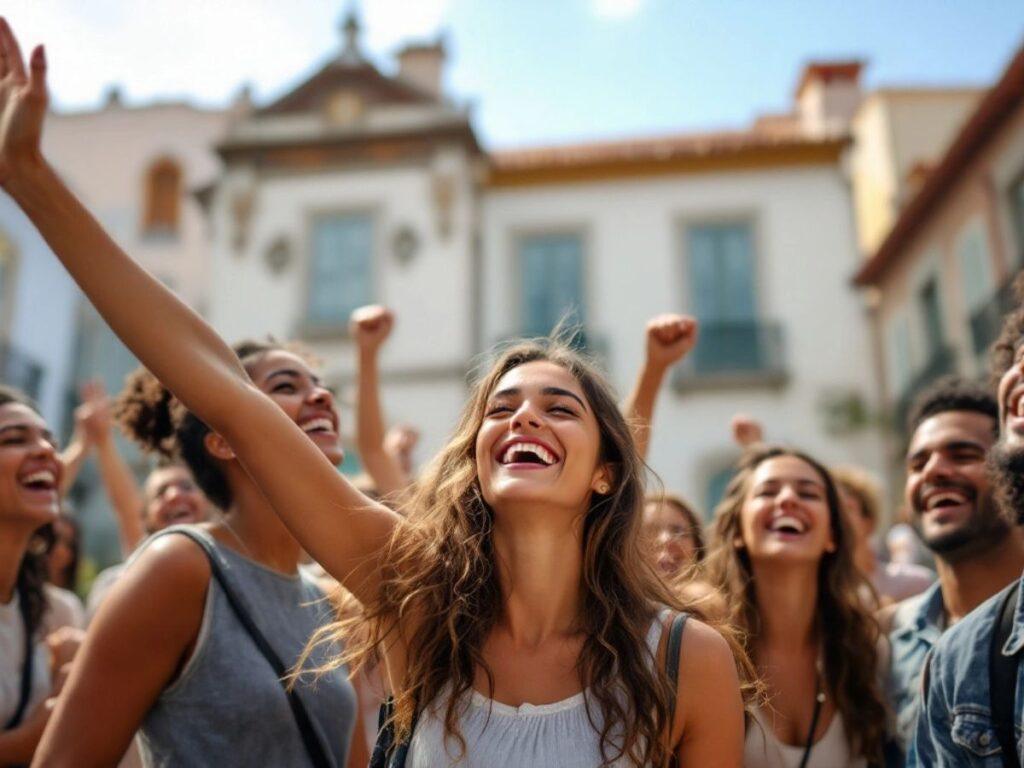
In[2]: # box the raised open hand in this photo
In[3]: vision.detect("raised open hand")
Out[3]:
[644,314,698,370]
[0,18,47,190]
[75,379,114,446]
[350,304,395,353]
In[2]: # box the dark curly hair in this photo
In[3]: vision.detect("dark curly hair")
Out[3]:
[114,340,295,510]
[906,375,998,438]
[0,385,53,640]
[990,271,1024,389]
[706,445,888,765]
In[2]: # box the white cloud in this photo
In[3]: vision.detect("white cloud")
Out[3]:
[591,0,645,20]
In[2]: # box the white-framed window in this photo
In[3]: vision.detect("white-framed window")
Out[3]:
[306,213,374,328]
[684,221,771,374]
[518,232,585,337]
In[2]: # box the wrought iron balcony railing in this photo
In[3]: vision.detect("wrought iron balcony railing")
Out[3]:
[673,320,787,388]
[892,344,958,434]
[970,278,1018,363]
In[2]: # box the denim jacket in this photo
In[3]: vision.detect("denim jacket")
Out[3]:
[910,578,1024,766]
[888,582,946,752]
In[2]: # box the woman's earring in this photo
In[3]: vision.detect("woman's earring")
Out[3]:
[596,482,610,494]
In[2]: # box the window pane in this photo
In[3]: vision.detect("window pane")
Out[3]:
[687,223,756,321]
[918,277,945,356]
[519,234,584,337]
[958,225,992,313]
[308,214,373,326]
[1011,174,1024,264]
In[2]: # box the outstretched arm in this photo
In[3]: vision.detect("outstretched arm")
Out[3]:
[0,20,397,605]
[351,305,409,498]
[76,381,146,555]
[622,314,698,461]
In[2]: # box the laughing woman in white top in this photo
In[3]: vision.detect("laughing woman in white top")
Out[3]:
[0,386,69,765]
[707,446,888,768]
[0,19,746,767]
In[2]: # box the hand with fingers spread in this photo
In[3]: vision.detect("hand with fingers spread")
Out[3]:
[0,17,48,189]
[75,379,114,447]
[350,305,394,355]
[384,424,419,477]
[730,414,765,448]
[645,314,698,371]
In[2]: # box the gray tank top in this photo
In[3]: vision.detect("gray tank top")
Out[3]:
[136,526,357,767]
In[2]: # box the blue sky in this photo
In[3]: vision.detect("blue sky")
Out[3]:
[5,0,1023,148]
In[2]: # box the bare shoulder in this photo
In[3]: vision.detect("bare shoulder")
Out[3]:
[101,533,212,616]
[677,618,737,680]
[671,617,745,765]
[876,601,899,636]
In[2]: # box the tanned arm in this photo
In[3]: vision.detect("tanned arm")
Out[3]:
[76,382,147,555]
[0,20,398,606]
[351,305,409,498]
[622,314,698,461]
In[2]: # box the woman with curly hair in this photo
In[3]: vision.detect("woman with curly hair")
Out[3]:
[31,339,367,767]
[0,386,77,764]
[0,19,746,766]
[707,446,888,768]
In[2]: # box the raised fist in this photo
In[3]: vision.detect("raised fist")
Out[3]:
[645,314,698,369]
[350,305,394,353]
[730,414,765,448]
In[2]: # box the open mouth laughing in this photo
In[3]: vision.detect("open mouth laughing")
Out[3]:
[496,437,561,469]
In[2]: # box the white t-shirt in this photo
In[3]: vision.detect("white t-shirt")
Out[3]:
[0,585,84,726]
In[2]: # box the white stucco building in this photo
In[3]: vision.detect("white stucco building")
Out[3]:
[199,17,887,513]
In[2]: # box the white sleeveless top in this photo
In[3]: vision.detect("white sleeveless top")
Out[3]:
[744,705,866,768]
[407,615,670,767]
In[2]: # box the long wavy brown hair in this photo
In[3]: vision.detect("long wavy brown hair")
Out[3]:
[302,340,750,766]
[705,445,887,765]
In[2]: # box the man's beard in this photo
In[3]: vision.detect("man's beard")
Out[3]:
[991,438,1024,526]
[913,482,1009,563]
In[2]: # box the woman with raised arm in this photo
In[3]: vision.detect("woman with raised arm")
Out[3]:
[0,386,80,765]
[0,20,745,766]
[707,446,888,768]
[623,314,698,462]
[35,343,367,767]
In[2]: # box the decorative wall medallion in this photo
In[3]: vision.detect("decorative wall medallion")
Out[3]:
[231,189,256,255]
[392,225,420,266]
[265,236,292,274]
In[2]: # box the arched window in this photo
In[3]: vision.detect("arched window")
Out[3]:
[142,157,182,236]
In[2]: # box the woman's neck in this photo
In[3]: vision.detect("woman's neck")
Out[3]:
[492,509,584,647]
[751,559,819,653]
[0,524,36,604]
[217,469,303,574]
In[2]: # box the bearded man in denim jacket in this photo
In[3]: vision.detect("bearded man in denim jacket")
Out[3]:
[912,292,1024,765]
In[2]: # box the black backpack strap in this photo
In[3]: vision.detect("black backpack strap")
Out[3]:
[3,587,35,731]
[172,528,334,768]
[990,581,1022,768]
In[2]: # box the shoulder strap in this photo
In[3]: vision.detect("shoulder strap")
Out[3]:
[173,528,334,768]
[665,613,690,722]
[664,612,689,768]
[990,581,1022,768]
[3,588,35,731]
